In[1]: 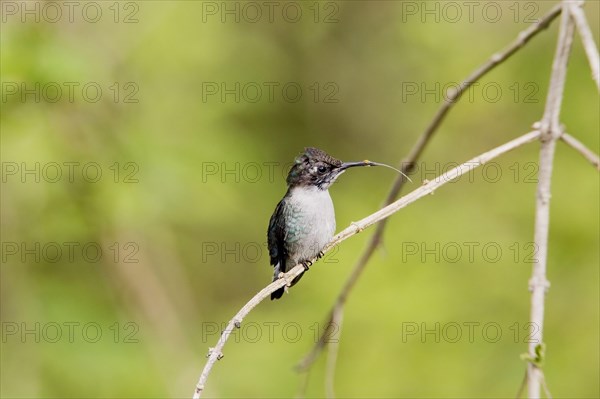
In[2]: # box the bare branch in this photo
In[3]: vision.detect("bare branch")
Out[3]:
[527,2,575,397]
[298,3,564,372]
[560,132,600,170]
[569,2,600,91]
[295,371,310,399]
[193,271,304,399]
[540,7,575,136]
[192,130,541,398]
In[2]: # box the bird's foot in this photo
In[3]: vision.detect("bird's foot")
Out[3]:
[301,260,313,271]
[316,251,325,260]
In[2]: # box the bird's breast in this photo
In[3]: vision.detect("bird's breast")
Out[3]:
[284,186,336,262]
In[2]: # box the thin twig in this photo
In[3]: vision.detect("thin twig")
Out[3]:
[192,130,541,398]
[297,3,564,372]
[329,132,541,244]
[516,371,528,398]
[193,272,304,399]
[295,370,310,399]
[541,373,553,399]
[560,132,600,170]
[527,2,575,397]
[325,309,342,399]
[569,1,600,91]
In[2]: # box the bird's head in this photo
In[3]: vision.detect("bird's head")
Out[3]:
[286,147,387,190]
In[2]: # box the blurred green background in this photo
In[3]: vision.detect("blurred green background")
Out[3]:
[1,1,598,398]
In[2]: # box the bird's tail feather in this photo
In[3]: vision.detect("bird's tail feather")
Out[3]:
[270,271,304,300]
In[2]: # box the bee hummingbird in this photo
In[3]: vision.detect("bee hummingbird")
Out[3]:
[268,147,401,300]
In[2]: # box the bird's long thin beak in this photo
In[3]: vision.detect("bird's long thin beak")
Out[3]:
[340,160,413,182]
[340,161,375,170]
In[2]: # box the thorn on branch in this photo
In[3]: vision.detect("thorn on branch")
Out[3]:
[350,222,364,233]
[446,86,458,100]
[203,348,225,362]
[528,277,551,292]
[421,179,436,195]
[207,346,226,360]
[536,190,552,206]
[538,121,553,142]
[277,271,295,287]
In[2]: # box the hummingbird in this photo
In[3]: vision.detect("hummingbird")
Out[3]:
[267,147,404,300]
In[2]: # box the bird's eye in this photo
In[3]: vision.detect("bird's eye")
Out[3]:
[317,165,327,174]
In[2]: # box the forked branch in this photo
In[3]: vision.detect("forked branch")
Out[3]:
[569,1,600,91]
[526,1,575,397]
[298,2,564,373]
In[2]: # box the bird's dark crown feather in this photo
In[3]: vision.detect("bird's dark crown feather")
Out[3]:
[286,147,343,187]
[298,147,342,167]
